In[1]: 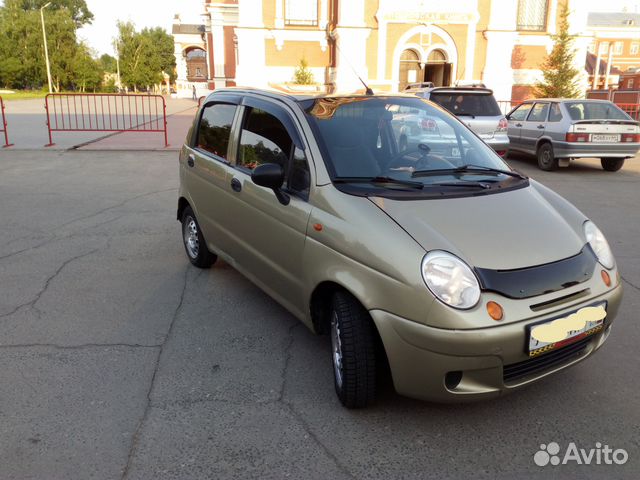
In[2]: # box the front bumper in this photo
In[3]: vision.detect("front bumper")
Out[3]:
[371,283,622,402]
[553,141,640,159]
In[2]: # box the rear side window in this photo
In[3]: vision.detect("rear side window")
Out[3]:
[429,92,502,116]
[197,104,236,159]
[548,103,563,122]
[564,101,630,121]
[509,103,533,121]
[527,103,549,122]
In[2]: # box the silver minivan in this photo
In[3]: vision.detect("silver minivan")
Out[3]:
[411,87,510,156]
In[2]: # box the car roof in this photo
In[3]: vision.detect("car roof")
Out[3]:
[205,87,422,103]
[519,98,615,103]
[425,87,494,95]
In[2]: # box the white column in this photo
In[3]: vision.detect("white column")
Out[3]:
[482,31,517,101]
[593,44,601,90]
[319,0,328,29]
[377,20,387,82]
[604,45,613,89]
[275,0,284,29]
[235,0,266,87]
[334,28,370,92]
[465,21,477,81]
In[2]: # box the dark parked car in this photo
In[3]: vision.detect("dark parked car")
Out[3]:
[506,99,640,171]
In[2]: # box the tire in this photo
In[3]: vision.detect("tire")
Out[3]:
[181,206,216,268]
[330,291,376,408]
[536,142,559,171]
[601,158,625,172]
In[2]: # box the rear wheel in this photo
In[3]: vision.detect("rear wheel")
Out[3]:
[330,291,377,408]
[536,142,559,171]
[601,158,625,172]
[181,206,216,268]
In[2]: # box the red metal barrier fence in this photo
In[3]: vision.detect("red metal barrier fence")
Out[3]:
[616,103,640,120]
[0,96,13,148]
[44,93,168,147]
[497,100,522,115]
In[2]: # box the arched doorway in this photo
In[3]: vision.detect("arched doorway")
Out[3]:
[398,49,423,91]
[184,47,208,82]
[424,49,452,87]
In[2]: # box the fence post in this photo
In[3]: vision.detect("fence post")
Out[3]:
[1,96,13,148]
[44,94,55,147]
[163,97,169,148]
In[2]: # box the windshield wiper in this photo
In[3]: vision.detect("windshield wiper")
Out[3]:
[333,176,424,189]
[430,181,492,189]
[412,164,525,179]
[454,112,476,118]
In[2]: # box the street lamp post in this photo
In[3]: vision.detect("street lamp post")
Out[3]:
[40,2,53,93]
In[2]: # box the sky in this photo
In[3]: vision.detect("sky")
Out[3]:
[77,0,204,56]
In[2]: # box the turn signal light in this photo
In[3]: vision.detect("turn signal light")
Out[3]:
[566,133,590,142]
[497,118,508,132]
[486,301,504,321]
[601,270,611,287]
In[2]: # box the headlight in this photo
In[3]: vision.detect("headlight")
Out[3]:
[421,251,480,309]
[584,221,614,269]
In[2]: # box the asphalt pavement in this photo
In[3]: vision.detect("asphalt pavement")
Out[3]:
[0,148,638,480]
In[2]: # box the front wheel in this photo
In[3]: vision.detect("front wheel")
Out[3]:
[330,292,377,408]
[601,158,625,172]
[181,206,216,268]
[536,143,559,171]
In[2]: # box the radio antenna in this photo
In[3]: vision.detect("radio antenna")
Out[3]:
[330,30,373,95]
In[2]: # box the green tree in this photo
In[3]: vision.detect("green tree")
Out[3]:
[0,0,95,89]
[115,21,176,90]
[98,53,117,73]
[534,4,581,98]
[293,58,314,85]
[4,0,93,26]
[72,43,102,92]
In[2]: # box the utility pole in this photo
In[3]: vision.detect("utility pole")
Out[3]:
[40,2,53,93]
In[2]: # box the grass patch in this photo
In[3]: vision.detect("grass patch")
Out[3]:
[0,90,49,101]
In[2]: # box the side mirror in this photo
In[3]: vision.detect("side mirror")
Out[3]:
[251,163,290,205]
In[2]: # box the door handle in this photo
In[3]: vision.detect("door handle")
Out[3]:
[537,124,545,129]
[515,123,523,127]
[230,177,242,193]
[187,154,195,167]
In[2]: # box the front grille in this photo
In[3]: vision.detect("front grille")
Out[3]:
[503,337,591,384]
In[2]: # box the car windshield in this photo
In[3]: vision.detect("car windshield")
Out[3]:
[428,92,502,117]
[302,96,525,198]
[564,101,630,121]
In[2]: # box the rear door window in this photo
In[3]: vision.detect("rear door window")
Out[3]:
[429,92,502,116]
[548,103,563,122]
[196,103,237,159]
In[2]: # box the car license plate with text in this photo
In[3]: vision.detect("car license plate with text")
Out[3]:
[591,134,619,143]
[527,303,606,357]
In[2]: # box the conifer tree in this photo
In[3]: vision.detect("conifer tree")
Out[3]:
[534,4,582,98]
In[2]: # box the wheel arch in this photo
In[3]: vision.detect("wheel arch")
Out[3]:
[177,196,190,221]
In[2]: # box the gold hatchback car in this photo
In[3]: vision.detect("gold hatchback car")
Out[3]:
[177,89,622,408]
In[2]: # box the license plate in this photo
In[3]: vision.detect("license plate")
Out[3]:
[527,303,606,357]
[591,134,619,143]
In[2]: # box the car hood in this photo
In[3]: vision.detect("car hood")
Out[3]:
[368,181,587,270]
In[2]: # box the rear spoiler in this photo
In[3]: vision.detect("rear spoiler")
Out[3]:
[572,119,639,126]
